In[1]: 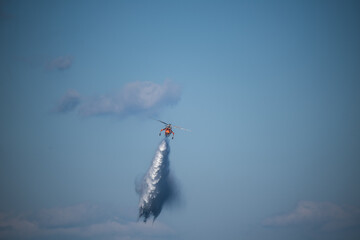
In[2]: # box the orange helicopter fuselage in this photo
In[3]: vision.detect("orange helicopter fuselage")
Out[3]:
[160,127,174,138]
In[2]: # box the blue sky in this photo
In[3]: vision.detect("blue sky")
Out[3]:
[1,0,360,239]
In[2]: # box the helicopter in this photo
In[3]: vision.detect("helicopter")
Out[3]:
[155,119,190,139]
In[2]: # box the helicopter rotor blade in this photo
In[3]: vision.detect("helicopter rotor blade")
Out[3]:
[173,125,191,132]
[151,118,168,125]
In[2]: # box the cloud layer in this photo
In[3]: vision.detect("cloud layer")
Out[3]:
[55,80,181,118]
[0,203,173,240]
[263,201,360,231]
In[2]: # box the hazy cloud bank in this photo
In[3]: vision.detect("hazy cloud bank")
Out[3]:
[264,201,360,232]
[0,203,173,240]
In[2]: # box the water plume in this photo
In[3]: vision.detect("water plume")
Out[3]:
[137,138,176,222]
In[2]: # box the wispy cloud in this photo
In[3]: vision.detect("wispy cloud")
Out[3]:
[46,55,74,71]
[0,203,174,240]
[263,201,360,231]
[55,80,181,118]
[55,89,81,113]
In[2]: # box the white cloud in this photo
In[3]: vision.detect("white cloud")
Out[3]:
[55,80,181,118]
[0,203,174,240]
[263,201,360,231]
[55,89,81,113]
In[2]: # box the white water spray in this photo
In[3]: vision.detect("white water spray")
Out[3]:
[137,138,176,222]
